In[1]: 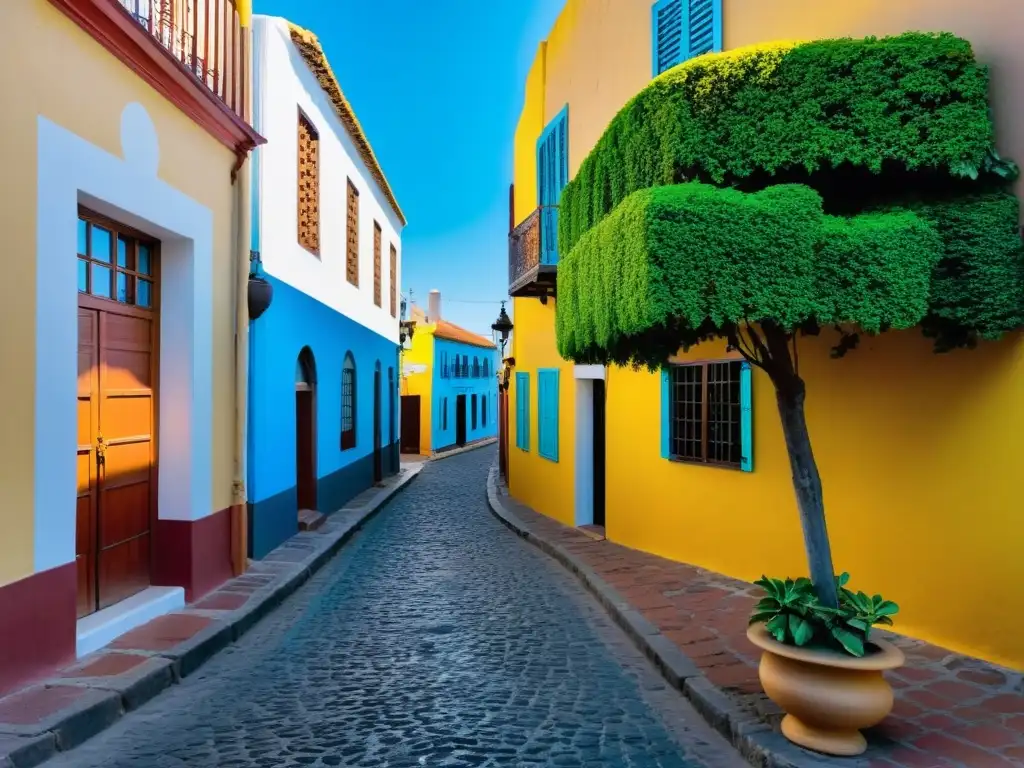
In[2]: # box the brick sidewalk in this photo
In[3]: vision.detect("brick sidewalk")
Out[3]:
[0,464,424,768]
[489,471,1023,768]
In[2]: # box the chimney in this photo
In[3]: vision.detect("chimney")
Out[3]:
[427,289,442,323]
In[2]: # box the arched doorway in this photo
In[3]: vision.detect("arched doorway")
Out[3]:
[295,347,318,513]
[373,361,383,483]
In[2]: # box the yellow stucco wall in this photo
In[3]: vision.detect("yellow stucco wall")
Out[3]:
[508,298,575,527]
[401,331,434,454]
[0,0,239,587]
[509,0,1024,668]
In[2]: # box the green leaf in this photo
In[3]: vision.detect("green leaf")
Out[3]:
[790,615,814,646]
[749,612,777,625]
[835,572,850,589]
[876,616,894,626]
[766,614,788,642]
[831,626,866,657]
[875,600,899,617]
[754,597,781,613]
[846,618,869,632]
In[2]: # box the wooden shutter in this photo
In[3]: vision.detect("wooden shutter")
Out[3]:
[373,221,382,307]
[660,367,671,459]
[515,372,530,450]
[652,0,722,77]
[652,0,684,75]
[538,369,559,462]
[346,180,359,286]
[389,243,397,317]
[740,361,753,472]
[297,113,320,253]
[537,107,569,265]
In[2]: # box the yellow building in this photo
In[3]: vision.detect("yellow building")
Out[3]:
[400,291,499,455]
[0,0,261,693]
[507,0,1024,670]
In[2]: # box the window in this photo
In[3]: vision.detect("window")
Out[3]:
[652,0,722,77]
[77,213,155,308]
[473,357,480,378]
[373,221,382,307]
[483,358,490,379]
[390,243,398,317]
[297,112,320,254]
[462,356,469,378]
[661,359,752,471]
[515,372,530,451]
[537,106,569,265]
[341,353,357,449]
[537,368,559,462]
[482,396,487,426]
[346,179,359,286]
[388,367,395,445]
[472,394,478,430]
[443,397,448,430]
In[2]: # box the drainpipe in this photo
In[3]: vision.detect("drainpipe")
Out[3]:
[231,1,254,576]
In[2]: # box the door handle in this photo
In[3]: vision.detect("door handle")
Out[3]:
[96,435,106,466]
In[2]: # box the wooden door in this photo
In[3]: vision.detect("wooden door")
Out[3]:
[296,386,317,511]
[400,395,420,453]
[76,302,156,615]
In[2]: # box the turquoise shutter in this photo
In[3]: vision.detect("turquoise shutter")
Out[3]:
[661,367,671,459]
[740,361,753,472]
[652,0,683,76]
[515,372,530,450]
[538,369,559,462]
[537,107,569,265]
[652,0,722,77]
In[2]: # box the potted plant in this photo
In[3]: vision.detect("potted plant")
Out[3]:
[746,573,902,755]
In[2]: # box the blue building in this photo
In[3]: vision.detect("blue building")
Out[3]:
[246,17,405,558]
[400,292,498,455]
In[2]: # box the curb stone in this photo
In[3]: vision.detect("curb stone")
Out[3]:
[426,437,498,463]
[0,464,424,768]
[485,463,864,768]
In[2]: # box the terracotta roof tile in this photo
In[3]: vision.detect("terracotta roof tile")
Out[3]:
[288,24,407,226]
[434,320,496,350]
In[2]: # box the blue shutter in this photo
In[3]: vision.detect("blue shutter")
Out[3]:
[537,106,569,266]
[652,0,683,76]
[515,372,530,451]
[652,0,722,77]
[740,361,753,472]
[660,367,671,459]
[538,369,559,462]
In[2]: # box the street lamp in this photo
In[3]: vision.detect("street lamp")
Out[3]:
[491,301,513,357]
[399,296,416,346]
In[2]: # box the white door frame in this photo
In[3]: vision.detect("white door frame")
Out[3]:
[573,365,605,527]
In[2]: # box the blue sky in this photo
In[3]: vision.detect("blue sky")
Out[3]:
[254,0,566,341]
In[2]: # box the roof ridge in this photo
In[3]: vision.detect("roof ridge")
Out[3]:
[286,23,407,226]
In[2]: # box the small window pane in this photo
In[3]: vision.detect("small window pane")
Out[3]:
[91,264,112,298]
[138,244,152,275]
[137,278,152,308]
[117,236,134,269]
[117,272,132,303]
[91,226,112,264]
[77,259,88,292]
[77,220,88,256]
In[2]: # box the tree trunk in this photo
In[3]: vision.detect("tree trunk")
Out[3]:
[774,380,840,608]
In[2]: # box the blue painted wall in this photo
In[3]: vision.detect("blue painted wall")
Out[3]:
[247,275,400,558]
[431,338,498,451]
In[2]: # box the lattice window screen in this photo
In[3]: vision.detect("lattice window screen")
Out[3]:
[297,114,320,253]
[346,180,360,286]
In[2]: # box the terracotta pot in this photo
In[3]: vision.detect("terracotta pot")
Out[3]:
[747,623,905,756]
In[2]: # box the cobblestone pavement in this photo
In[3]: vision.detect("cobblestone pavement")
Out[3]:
[47,446,743,768]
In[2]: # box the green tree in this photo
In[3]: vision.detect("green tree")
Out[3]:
[555,33,1024,608]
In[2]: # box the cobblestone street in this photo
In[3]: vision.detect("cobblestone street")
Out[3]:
[46,447,741,768]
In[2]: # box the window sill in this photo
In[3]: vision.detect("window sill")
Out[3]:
[666,456,745,472]
[539,453,559,464]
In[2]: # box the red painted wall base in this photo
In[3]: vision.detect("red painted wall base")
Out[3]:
[0,563,77,696]
[152,506,233,602]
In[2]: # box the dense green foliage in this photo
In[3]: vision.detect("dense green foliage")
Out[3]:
[750,573,899,657]
[554,31,1024,365]
[556,184,945,366]
[559,32,995,255]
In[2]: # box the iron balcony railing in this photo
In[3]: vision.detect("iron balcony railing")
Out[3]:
[117,0,247,120]
[509,205,559,291]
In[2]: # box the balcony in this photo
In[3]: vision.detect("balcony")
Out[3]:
[509,206,558,299]
[117,0,246,120]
